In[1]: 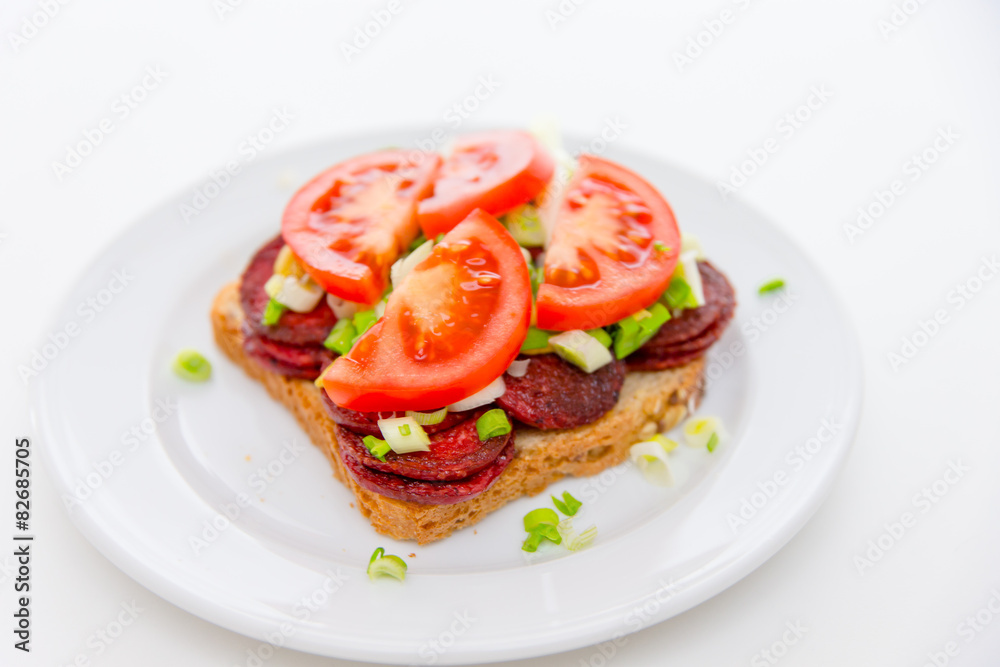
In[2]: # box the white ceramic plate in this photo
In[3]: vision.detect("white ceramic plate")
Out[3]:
[31,130,862,665]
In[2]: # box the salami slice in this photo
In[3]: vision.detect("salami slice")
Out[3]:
[243,333,334,380]
[640,262,735,350]
[335,411,511,481]
[497,354,626,430]
[628,261,736,371]
[239,236,338,346]
[321,392,468,437]
[340,439,516,505]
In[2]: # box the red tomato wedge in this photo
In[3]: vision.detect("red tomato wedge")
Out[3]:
[535,155,681,330]
[322,209,531,411]
[281,150,441,305]
[416,130,555,238]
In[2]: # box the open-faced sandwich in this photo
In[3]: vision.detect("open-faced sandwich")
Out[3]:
[211,128,736,544]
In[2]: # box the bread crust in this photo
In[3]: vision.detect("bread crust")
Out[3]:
[212,281,704,544]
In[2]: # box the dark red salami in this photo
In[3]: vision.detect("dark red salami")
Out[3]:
[628,261,736,371]
[321,392,468,437]
[497,354,626,430]
[335,411,511,481]
[243,333,334,380]
[640,262,735,350]
[239,236,338,346]
[340,439,516,505]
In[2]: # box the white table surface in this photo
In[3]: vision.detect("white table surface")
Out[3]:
[3,0,999,665]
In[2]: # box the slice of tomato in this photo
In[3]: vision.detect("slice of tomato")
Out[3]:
[323,209,531,411]
[416,130,555,238]
[281,150,441,305]
[535,155,681,331]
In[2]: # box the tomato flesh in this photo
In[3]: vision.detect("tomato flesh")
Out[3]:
[281,151,441,305]
[535,155,680,330]
[323,209,531,411]
[417,130,554,238]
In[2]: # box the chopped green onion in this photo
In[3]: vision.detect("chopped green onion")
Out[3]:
[352,309,378,338]
[262,298,286,326]
[629,439,677,486]
[707,432,719,453]
[586,328,612,348]
[367,547,407,582]
[612,315,641,359]
[172,349,212,382]
[663,276,699,311]
[529,523,562,545]
[638,303,671,339]
[476,409,512,441]
[523,508,559,532]
[611,303,671,359]
[557,519,598,551]
[653,241,670,253]
[522,531,544,552]
[674,251,706,306]
[362,435,391,462]
[549,329,614,373]
[520,327,552,354]
[322,319,357,355]
[377,416,431,454]
[434,233,444,243]
[758,278,786,295]
[551,491,582,516]
[405,408,448,426]
[682,416,727,450]
[503,204,546,247]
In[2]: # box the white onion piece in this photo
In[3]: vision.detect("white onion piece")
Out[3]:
[677,250,706,306]
[629,440,676,486]
[447,375,506,412]
[682,416,726,449]
[326,294,363,320]
[377,417,431,454]
[275,275,324,313]
[506,359,531,378]
[390,239,434,290]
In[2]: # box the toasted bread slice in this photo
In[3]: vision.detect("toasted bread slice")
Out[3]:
[212,281,704,544]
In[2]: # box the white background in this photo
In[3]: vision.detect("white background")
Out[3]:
[2,0,1000,665]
